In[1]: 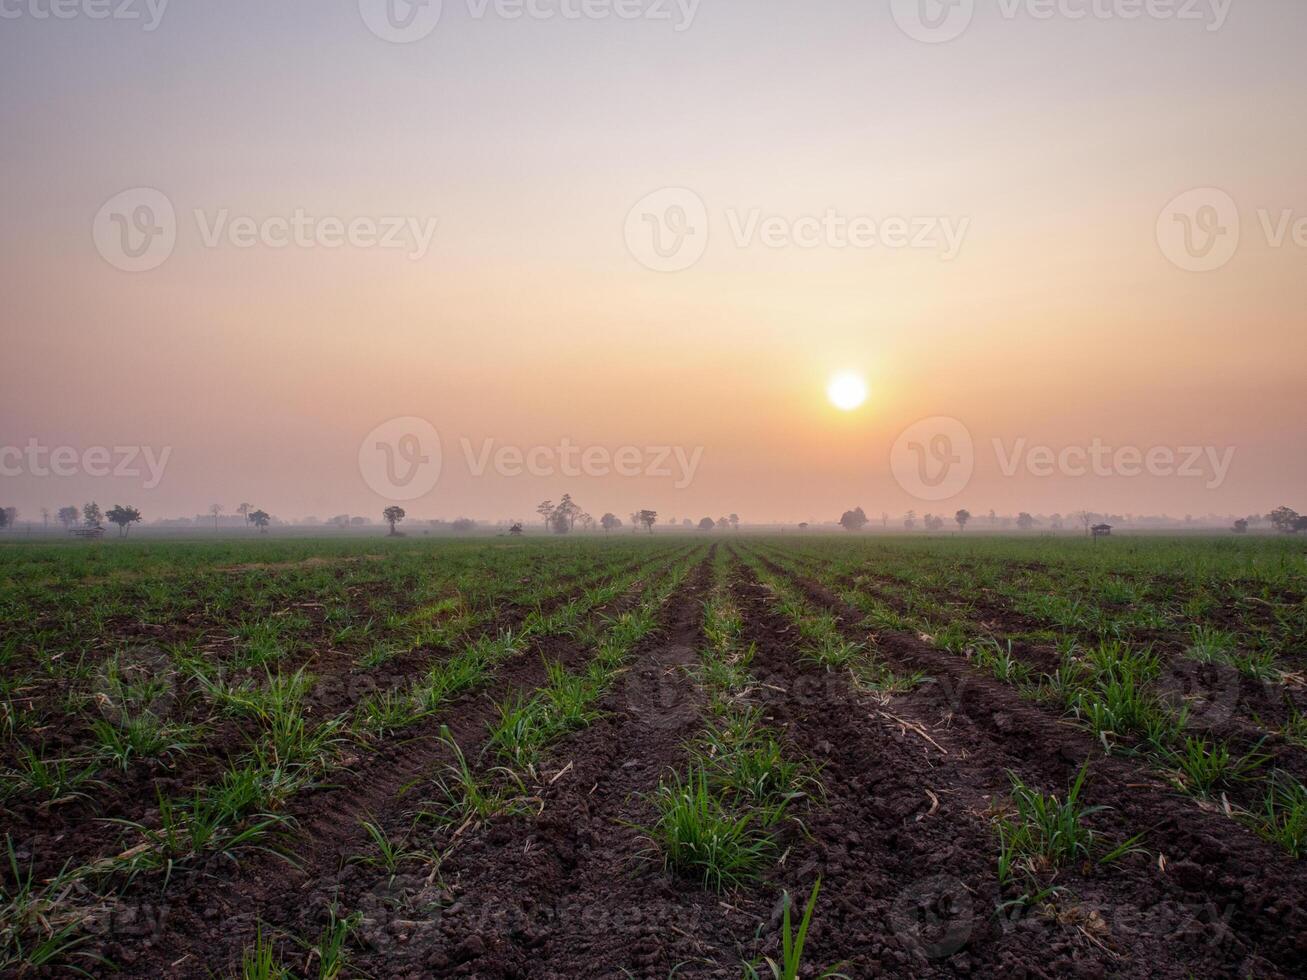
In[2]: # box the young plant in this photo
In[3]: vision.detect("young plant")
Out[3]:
[640,768,776,892]
[743,880,848,980]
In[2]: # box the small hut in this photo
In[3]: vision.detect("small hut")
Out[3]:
[1091,523,1113,539]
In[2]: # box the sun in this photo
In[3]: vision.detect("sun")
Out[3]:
[827,371,868,411]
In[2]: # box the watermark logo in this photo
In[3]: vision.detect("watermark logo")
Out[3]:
[93,647,177,725]
[891,422,1237,501]
[359,417,443,501]
[624,190,969,272]
[889,874,975,959]
[93,188,176,272]
[891,417,975,502]
[624,187,709,273]
[94,190,439,271]
[359,0,443,43]
[891,0,975,44]
[0,440,172,489]
[1157,187,1240,272]
[1156,658,1241,729]
[0,0,169,30]
[892,0,1233,42]
[621,644,698,730]
[461,437,703,489]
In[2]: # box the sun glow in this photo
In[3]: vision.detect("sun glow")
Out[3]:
[827,372,868,411]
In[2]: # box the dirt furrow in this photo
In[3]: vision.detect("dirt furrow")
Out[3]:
[742,546,1307,976]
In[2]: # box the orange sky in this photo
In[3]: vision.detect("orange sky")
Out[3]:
[2,1,1305,523]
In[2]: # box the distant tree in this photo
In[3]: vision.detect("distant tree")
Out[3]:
[798,522,809,531]
[383,506,406,535]
[451,517,476,532]
[903,510,916,530]
[536,500,554,531]
[1296,517,1307,534]
[601,513,621,534]
[698,517,716,532]
[249,509,271,533]
[580,512,595,531]
[328,514,350,529]
[955,509,971,531]
[882,512,889,529]
[557,494,581,530]
[209,503,224,529]
[40,507,50,529]
[3,507,17,528]
[550,510,571,535]
[105,505,142,537]
[682,518,692,529]
[716,516,730,530]
[925,514,945,531]
[988,509,997,527]
[639,510,658,533]
[1231,518,1249,534]
[1050,513,1064,531]
[1074,510,1098,536]
[350,516,370,526]
[1268,507,1301,533]
[58,506,79,530]
[729,514,739,531]
[237,502,252,526]
[83,502,103,528]
[0,509,7,530]
[509,522,524,536]
[1016,512,1035,531]
[839,507,868,532]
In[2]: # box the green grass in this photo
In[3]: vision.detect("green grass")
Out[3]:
[994,763,1140,886]
[640,768,778,892]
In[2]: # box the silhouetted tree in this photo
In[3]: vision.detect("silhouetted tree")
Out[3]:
[699,517,716,531]
[452,518,476,532]
[729,514,739,531]
[1232,518,1249,534]
[1268,507,1301,533]
[601,513,621,534]
[383,506,406,535]
[955,509,971,531]
[237,502,252,526]
[209,503,223,529]
[509,522,524,536]
[58,506,79,530]
[250,509,271,532]
[639,510,658,533]
[839,507,868,532]
[537,500,554,531]
[1016,512,1035,530]
[83,502,103,528]
[904,510,916,530]
[106,505,142,537]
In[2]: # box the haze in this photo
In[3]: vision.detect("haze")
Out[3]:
[2,0,1305,525]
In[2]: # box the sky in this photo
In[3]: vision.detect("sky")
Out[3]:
[1,0,1305,525]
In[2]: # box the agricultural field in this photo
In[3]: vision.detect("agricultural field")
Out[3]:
[1,534,1306,978]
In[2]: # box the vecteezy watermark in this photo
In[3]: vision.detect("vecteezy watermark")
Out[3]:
[890,417,976,502]
[1157,187,1307,272]
[890,418,1236,500]
[93,188,177,273]
[891,0,1233,44]
[358,0,699,43]
[358,417,704,500]
[358,417,444,502]
[0,0,169,30]
[93,188,439,272]
[625,187,969,272]
[0,439,172,489]
[462,437,704,489]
